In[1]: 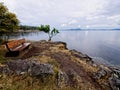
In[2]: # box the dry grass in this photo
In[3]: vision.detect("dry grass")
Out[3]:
[0,74,58,90]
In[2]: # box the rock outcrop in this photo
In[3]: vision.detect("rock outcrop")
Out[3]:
[0,59,54,76]
[0,40,120,90]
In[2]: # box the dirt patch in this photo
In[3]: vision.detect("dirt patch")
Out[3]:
[51,52,102,89]
[21,46,40,59]
[21,45,49,59]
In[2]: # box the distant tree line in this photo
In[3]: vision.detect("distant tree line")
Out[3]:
[0,3,19,33]
[19,25,39,30]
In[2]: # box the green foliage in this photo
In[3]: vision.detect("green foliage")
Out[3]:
[0,3,19,33]
[19,25,39,30]
[39,25,50,33]
[51,28,59,36]
[38,25,59,41]
[0,2,8,16]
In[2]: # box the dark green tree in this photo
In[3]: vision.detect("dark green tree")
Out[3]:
[38,25,59,41]
[19,25,39,30]
[0,3,19,32]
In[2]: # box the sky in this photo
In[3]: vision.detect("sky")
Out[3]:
[1,0,120,29]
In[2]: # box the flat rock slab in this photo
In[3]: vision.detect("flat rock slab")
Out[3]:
[0,59,54,76]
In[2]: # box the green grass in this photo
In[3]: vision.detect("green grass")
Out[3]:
[0,49,8,64]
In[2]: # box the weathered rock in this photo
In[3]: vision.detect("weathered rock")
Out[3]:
[108,66,120,90]
[0,65,10,74]
[2,66,10,74]
[92,65,120,90]
[94,68,107,80]
[56,70,80,88]
[7,59,29,75]
[109,66,120,77]
[57,71,68,88]
[0,67,3,73]
[71,50,89,58]
[30,62,54,76]
[0,59,54,76]
[116,79,120,87]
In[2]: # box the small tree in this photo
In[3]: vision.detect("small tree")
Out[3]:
[38,25,59,41]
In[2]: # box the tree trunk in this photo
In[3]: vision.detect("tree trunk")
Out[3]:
[48,33,52,41]
[48,37,51,41]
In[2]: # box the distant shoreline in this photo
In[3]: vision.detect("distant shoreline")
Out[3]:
[18,29,39,33]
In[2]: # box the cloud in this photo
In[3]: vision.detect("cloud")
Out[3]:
[61,24,67,27]
[102,0,120,15]
[1,0,120,29]
[68,20,78,25]
[107,15,120,24]
[86,15,105,20]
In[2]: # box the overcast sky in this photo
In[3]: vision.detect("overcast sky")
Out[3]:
[1,0,120,29]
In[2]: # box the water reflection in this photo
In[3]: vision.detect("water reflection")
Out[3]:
[53,30,120,65]
[0,32,48,40]
[0,30,120,65]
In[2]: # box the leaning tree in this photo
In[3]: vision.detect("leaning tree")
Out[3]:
[38,25,59,41]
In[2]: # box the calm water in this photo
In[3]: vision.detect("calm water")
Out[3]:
[1,30,120,65]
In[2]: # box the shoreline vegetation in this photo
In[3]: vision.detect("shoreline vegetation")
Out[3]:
[0,40,120,90]
[18,29,39,33]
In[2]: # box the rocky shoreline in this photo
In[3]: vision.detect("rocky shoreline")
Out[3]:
[0,40,120,90]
